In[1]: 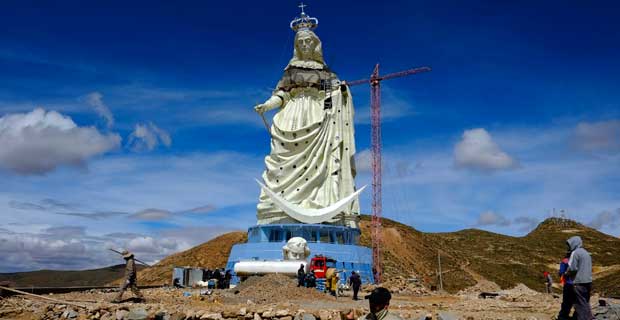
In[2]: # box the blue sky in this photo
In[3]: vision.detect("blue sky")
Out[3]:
[1,0,619,272]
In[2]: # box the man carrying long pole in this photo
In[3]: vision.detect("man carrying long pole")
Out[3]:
[111,250,145,303]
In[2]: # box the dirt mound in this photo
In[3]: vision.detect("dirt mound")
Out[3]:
[457,279,502,296]
[229,274,331,304]
[135,231,247,285]
[497,283,549,303]
[500,283,541,296]
[377,276,430,296]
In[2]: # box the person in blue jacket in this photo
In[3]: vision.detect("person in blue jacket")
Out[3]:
[557,251,575,319]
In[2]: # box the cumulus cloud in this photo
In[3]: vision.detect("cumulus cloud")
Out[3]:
[513,216,540,232]
[588,209,620,230]
[454,128,518,172]
[354,149,372,173]
[574,119,620,153]
[0,228,90,271]
[0,226,196,272]
[126,122,171,152]
[0,108,121,175]
[476,211,511,227]
[353,149,415,177]
[84,92,115,129]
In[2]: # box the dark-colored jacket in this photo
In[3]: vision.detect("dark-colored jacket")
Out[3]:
[349,273,361,288]
[297,267,305,280]
[305,273,316,287]
[559,258,573,285]
[566,236,592,284]
[125,258,137,281]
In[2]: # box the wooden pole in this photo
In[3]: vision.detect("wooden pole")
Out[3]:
[437,251,444,291]
[0,286,88,309]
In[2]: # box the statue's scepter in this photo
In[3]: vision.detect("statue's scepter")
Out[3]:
[256,101,273,138]
[259,113,271,135]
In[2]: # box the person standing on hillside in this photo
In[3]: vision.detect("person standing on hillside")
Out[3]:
[112,250,144,303]
[564,236,593,320]
[557,251,576,320]
[349,271,362,300]
[544,271,553,293]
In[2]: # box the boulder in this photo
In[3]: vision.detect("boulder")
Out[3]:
[201,312,223,320]
[116,310,128,320]
[126,308,148,320]
[318,310,331,320]
[275,310,290,317]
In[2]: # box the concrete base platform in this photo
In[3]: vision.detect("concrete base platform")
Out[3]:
[225,224,374,285]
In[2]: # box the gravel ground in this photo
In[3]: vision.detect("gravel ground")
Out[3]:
[0,277,613,320]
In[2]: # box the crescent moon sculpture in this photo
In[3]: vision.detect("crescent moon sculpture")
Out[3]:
[256,179,366,224]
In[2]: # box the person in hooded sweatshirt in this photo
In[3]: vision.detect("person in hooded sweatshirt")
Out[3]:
[564,236,592,320]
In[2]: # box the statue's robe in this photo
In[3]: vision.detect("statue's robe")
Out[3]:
[257,65,360,228]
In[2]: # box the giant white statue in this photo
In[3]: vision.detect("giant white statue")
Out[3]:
[254,6,363,228]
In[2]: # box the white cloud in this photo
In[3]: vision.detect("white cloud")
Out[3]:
[353,86,418,124]
[454,128,518,172]
[84,92,115,129]
[128,205,217,221]
[588,209,620,230]
[354,149,373,173]
[126,122,171,152]
[574,119,620,153]
[0,221,233,272]
[476,211,511,226]
[129,208,172,221]
[0,108,121,175]
[513,216,540,232]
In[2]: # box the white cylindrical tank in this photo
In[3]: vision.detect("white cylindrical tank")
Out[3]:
[234,260,307,276]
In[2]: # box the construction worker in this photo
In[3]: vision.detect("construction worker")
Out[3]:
[224,270,232,289]
[325,267,334,294]
[112,250,144,303]
[564,236,593,320]
[349,271,362,300]
[305,270,316,288]
[359,287,403,320]
[297,264,305,287]
[331,271,340,297]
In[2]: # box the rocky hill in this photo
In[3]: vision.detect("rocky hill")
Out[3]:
[136,231,247,285]
[359,216,620,295]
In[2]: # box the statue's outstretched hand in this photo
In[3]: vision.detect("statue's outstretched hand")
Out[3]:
[254,103,266,114]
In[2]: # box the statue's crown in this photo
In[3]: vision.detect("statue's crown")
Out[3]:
[290,3,318,32]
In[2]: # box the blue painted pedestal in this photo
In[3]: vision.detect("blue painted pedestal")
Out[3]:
[225,224,374,285]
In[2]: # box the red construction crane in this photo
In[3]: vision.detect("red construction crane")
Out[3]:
[346,64,431,283]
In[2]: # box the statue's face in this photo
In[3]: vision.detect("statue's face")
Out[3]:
[296,33,317,60]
